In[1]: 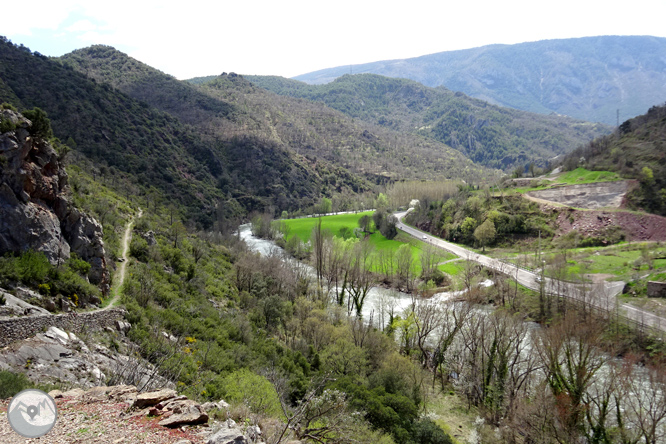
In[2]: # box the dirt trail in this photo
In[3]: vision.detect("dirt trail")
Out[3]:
[103,208,142,310]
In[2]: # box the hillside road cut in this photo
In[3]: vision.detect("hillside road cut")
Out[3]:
[394,211,666,332]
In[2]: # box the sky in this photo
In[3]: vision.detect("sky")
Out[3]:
[4,0,666,80]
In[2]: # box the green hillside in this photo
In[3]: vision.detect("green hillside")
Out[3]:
[0,38,373,225]
[246,73,610,169]
[561,104,666,216]
[60,46,493,185]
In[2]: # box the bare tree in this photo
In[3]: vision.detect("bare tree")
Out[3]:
[376,248,395,284]
[621,360,666,444]
[311,217,325,283]
[395,243,414,292]
[419,244,439,282]
[413,297,445,368]
[431,301,472,388]
[346,240,375,317]
[535,314,607,442]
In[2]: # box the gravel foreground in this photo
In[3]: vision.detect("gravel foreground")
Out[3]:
[0,396,206,444]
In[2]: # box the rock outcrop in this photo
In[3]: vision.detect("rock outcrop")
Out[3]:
[0,109,109,294]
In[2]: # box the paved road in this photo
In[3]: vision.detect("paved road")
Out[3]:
[395,211,666,332]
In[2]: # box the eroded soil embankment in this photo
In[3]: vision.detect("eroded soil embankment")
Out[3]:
[527,180,633,209]
[555,209,666,242]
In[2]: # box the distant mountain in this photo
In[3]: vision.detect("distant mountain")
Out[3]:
[247,74,610,169]
[293,36,666,125]
[561,104,666,216]
[60,45,492,184]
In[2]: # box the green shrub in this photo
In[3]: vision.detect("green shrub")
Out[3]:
[0,370,31,399]
[412,418,454,444]
[130,237,149,262]
[210,369,282,417]
[22,107,53,140]
[0,117,17,134]
[68,253,91,276]
[17,250,51,283]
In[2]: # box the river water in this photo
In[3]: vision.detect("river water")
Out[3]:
[238,223,472,324]
[239,224,665,440]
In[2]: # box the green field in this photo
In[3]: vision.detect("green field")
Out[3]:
[506,168,623,194]
[493,242,666,283]
[553,168,622,185]
[438,260,465,277]
[281,212,456,274]
[284,212,373,243]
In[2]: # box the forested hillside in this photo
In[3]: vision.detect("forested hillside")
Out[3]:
[246,74,609,169]
[293,36,666,125]
[0,38,373,226]
[59,45,492,185]
[0,112,450,443]
[561,104,666,216]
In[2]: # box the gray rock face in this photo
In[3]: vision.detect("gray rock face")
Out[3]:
[0,289,50,316]
[0,109,109,296]
[143,230,157,246]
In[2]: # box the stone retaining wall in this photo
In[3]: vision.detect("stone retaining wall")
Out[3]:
[0,309,125,347]
[648,281,666,298]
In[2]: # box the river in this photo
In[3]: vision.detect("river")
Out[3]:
[239,223,665,442]
[238,223,473,324]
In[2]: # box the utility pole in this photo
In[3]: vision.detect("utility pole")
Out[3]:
[535,230,541,268]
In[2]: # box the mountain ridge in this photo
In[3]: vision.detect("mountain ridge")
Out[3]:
[0,38,377,224]
[246,73,610,169]
[58,45,493,184]
[292,36,666,125]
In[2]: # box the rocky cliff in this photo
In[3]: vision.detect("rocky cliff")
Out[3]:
[0,109,109,294]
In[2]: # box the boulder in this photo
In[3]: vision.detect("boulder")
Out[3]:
[246,425,262,441]
[44,298,57,312]
[201,399,230,412]
[48,390,63,399]
[143,230,157,246]
[45,326,69,344]
[207,429,247,444]
[156,395,188,410]
[108,385,138,403]
[61,388,86,399]
[115,320,131,334]
[91,367,105,382]
[83,386,110,402]
[0,290,50,316]
[17,343,71,363]
[207,419,248,444]
[157,399,209,428]
[133,388,177,408]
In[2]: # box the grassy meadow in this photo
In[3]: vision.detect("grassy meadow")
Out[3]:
[553,167,622,185]
[281,212,456,275]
